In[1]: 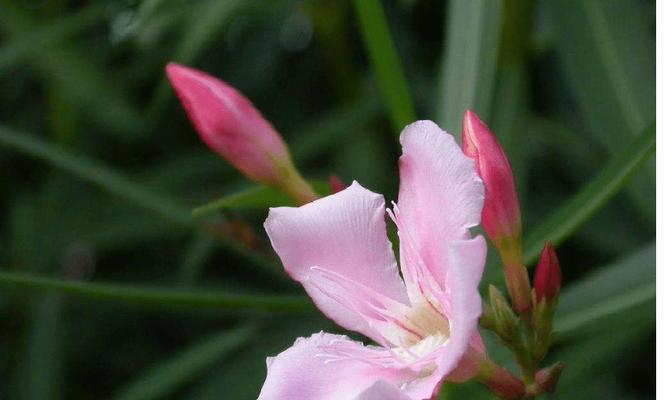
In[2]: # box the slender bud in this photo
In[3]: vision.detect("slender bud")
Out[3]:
[488,285,520,342]
[166,63,317,204]
[534,362,565,394]
[462,110,522,255]
[534,242,562,303]
[328,174,346,193]
[476,356,526,400]
[462,110,530,312]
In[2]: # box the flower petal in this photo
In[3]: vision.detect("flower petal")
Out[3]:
[355,381,412,400]
[396,120,484,293]
[264,182,409,342]
[258,332,435,400]
[434,236,487,380]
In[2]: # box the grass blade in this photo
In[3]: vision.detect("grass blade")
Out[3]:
[437,0,501,134]
[523,122,655,265]
[353,0,416,135]
[111,325,257,400]
[0,272,313,313]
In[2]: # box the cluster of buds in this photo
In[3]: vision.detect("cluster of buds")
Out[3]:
[463,111,563,396]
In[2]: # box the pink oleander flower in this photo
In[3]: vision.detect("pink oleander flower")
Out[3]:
[166,63,316,204]
[259,121,487,400]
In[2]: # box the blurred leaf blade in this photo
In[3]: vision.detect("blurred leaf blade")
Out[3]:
[111,324,257,400]
[353,0,415,135]
[0,125,190,224]
[523,122,655,265]
[192,180,328,217]
[0,125,281,275]
[552,0,655,220]
[437,0,501,134]
[0,272,313,313]
[16,294,64,400]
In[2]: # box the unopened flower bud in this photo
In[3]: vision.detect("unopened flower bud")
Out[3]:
[462,110,522,257]
[534,242,562,303]
[463,110,530,312]
[166,63,317,204]
[535,362,565,393]
[488,285,520,342]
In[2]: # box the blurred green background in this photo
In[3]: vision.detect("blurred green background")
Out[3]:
[0,0,655,399]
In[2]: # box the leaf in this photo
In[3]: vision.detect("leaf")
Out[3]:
[0,272,313,313]
[551,0,655,220]
[353,0,416,136]
[111,325,256,400]
[523,122,655,265]
[16,294,65,400]
[0,3,113,73]
[437,0,501,134]
[0,3,143,138]
[192,181,329,217]
[556,242,655,336]
[0,125,190,225]
[0,125,279,275]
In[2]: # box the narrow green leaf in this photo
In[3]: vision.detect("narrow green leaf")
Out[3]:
[523,122,655,265]
[192,181,328,217]
[0,3,113,73]
[0,3,143,138]
[0,125,279,275]
[437,0,501,134]
[353,0,416,135]
[556,242,655,336]
[0,272,313,313]
[552,0,655,220]
[557,282,654,336]
[177,233,217,286]
[16,294,64,400]
[111,325,256,400]
[0,125,190,225]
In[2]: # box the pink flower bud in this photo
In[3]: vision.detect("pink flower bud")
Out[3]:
[166,63,291,185]
[166,63,317,204]
[462,110,530,312]
[462,110,522,255]
[534,242,562,302]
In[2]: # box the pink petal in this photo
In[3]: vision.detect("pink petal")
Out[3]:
[258,332,435,400]
[355,381,412,400]
[264,182,409,342]
[437,236,487,379]
[258,333,402,400]
[396,120,484,293]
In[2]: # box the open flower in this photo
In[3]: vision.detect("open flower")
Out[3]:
[260,121,488,399]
